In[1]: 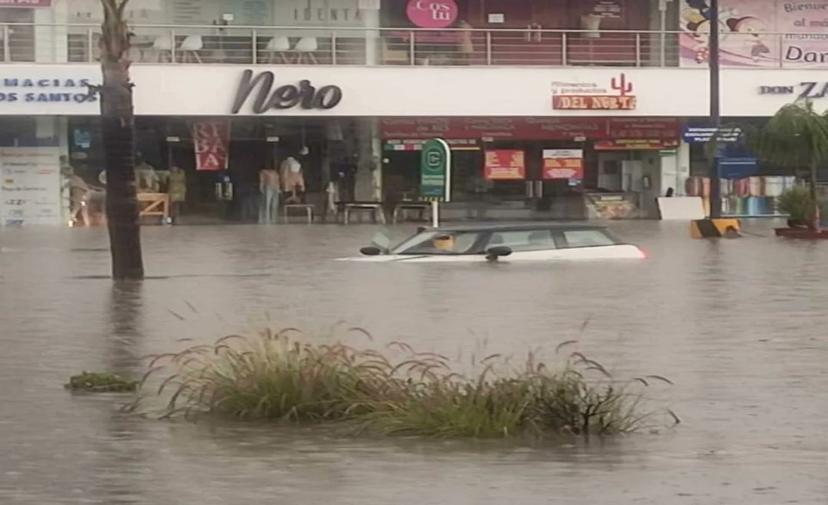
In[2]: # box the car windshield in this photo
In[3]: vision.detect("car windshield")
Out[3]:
[392,231,481,255]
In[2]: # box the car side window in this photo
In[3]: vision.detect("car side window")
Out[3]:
[402,232,480,255]
[486,230,556,252]
[561,230,616,248]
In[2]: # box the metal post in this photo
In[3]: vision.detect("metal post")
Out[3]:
[562,32,567,65]
[3,25,10,62]
[778,33,783,69]
[331,32,337,65]
[635,33,641,66]
[87,28,94,63]
[170,29,176,63]
[251,29,257,64]
[486,31,492,65]
[709,0,722,218]
[431,201,439,228]
[409,31,415,65]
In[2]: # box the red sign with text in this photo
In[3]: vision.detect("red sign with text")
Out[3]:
[552,95,637,110]
[192,121,230,171]
[381,118,678,141]
[485,150,525,180]
[542,149,584,181]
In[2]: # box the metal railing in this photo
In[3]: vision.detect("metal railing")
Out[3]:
[0,23,822,69]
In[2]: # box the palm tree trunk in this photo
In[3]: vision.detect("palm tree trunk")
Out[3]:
[100,0,143,280]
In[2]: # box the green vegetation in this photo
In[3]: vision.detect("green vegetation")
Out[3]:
[66,371,138,392]
[133,331,676,439]
[778,186,815,225]
[750,101,828,230]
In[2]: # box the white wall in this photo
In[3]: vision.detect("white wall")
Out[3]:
[0,64,826,118]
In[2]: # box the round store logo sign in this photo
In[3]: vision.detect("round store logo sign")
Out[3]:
[406,0,458,28]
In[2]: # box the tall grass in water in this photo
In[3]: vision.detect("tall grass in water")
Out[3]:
[136,329,675,439]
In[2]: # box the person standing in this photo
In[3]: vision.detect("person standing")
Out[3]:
[259,166,281,224]
[280,155,305,204]
[168,166,187,224]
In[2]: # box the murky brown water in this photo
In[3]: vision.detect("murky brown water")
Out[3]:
[1,221,827,504]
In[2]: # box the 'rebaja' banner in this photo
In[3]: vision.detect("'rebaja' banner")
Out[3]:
[192,121,229,171]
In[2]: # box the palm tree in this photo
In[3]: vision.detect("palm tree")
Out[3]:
[99,0,144,279]
[752,101,828,231]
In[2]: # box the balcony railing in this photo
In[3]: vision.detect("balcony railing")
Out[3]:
[0,23,821,69]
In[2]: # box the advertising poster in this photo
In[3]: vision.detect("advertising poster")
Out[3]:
[484,150,525,180]
[0,147,61,226]
[542,149,584,182]
[680,0,828,68]
[192,121,230,171]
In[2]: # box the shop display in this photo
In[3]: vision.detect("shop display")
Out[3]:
[685,175,796,217]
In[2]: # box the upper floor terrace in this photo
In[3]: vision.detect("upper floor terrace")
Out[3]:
[0,22,826,70]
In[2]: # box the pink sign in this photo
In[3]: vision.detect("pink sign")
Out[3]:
[0,0,51,6]
[406,0,458,28]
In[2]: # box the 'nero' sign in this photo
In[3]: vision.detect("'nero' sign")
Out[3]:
[231,70,342,114]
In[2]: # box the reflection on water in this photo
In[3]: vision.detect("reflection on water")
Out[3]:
[1,222,828,504]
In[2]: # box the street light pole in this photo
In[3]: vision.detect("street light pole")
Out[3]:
[709,0,722,218]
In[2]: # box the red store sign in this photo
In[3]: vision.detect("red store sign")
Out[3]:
[381,118,679,141]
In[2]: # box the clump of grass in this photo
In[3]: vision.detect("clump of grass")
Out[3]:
[133,330,676,439]
[66,371,138,392]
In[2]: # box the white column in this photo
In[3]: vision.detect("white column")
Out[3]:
[354,118,381,201]
[35,1,69,63]
[360,0,380,65]
[676,140,691,196]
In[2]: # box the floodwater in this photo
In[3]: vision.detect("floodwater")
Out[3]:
[1,221,827,505]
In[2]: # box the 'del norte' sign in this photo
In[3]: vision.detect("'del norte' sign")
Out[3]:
[552,73,636,111]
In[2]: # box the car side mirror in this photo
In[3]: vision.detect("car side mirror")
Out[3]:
[485,246,512,262]
[360,246,383,256]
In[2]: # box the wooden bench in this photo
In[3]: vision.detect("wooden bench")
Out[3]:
[393,202,430,224]
[137,192,170,224]
[283,204,314,224]
[340,202,386,225]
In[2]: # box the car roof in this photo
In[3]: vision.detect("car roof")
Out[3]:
[424,222,608,233]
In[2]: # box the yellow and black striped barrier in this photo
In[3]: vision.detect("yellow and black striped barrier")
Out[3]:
[690,218,742,239]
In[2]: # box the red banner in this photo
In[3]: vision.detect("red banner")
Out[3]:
[192,121,230,171]
[485,150,525,180]
[381,118,678,141]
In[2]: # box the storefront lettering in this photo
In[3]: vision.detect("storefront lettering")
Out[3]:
[0,76,96,105]
[231,70,342,114]
[0,92,96,103]
[759,82,828,99]
[552,95,636,110]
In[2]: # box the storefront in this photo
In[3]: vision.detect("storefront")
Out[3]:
[1,62,822,226]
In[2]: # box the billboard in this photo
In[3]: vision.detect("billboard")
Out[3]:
[680,0,828,68]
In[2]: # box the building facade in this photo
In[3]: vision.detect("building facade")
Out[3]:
[0,0,824,225]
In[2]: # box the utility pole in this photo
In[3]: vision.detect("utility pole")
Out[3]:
[708,0,722,218]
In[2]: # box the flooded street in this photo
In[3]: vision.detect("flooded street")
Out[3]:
[1,221,827,504]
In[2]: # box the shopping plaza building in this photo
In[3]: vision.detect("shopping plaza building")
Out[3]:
[0,0,825,225]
